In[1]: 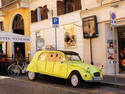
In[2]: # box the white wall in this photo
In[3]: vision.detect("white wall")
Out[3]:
[30,11,84,60]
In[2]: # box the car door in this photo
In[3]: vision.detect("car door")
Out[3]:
[37,52,47,73]
[46,52,55,74]
[53,52,67,78]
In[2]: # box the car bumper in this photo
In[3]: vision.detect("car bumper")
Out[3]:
[85,77,103,82]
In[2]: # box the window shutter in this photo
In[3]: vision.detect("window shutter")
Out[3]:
[57,1,64,16]
[31,9,37,23]
[40,6,48,20]
[42,5,49,19]
[74,0,81,11]
[39,7,44,20]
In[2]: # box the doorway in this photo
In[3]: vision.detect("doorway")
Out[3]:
[12,14,25,58]
[118,26,125,73]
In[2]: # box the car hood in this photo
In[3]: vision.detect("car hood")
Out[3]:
[69,61,101,73]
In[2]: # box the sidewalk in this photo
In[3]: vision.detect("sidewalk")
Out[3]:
[101,74,125,89]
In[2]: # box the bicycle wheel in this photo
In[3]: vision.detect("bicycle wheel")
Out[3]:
[8,65,21,76]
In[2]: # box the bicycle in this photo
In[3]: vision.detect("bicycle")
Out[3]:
[8,59,29,76]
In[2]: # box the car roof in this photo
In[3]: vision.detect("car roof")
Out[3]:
[59,50,79,55]
[39,50,79,55]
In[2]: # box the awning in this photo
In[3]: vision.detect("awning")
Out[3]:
[0,31,30,42]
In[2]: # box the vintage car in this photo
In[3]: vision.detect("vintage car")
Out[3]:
[26,50,103,87]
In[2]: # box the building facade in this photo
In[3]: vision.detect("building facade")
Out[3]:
[80,0,125,74]
[1,0,125,75]
[29,0,125,75]
[0,0,31,58]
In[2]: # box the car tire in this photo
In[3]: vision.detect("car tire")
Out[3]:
[70,73,81,87]
[28,71,36,81]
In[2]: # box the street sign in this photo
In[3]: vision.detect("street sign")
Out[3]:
[52,17,59,28]
[110,12,116,25]
[52,17,59,50]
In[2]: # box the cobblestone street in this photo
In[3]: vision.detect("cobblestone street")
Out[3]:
[0,75,125,94]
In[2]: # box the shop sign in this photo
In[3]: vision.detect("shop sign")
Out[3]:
[0,31,30,42]
[82,15,98,38]
[0,36,30,42]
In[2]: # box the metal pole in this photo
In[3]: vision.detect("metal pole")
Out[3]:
[6,42,7,55]
[90,37,94,65]
[55,27,57,50]
[88,23,94,65]
[112,25,117,81]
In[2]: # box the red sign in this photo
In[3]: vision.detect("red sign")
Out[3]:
[110,12,116,25]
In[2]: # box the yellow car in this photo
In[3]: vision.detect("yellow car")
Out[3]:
[26,50,103,87]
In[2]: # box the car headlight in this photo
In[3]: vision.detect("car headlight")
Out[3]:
[87,67,90,72]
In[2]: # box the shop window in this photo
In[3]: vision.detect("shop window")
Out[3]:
[36,31,45,51]
[31,5,49,23]
[0,22,4,31]
[64,24,77,48]
[57,0,81,16]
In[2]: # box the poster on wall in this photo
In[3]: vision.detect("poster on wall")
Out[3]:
[64,24,77,49]
[36,31,45,51]
[82,15,98,38]
[107,40,114,62]
[107,40,115,74]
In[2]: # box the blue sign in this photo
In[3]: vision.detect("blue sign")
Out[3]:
[52,17,59,25]
[110,12,116,25]
[111,13,116,20]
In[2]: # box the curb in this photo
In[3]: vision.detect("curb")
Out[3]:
[101,81,125,90]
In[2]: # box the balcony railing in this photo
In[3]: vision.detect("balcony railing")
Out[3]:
[1,0,29,9]
[1,0,18,7]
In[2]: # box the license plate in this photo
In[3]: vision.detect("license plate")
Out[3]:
[93,77,102,80]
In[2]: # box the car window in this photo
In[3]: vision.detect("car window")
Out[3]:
[56,53,63,62]
[38,52,47,61]
[47,53,55,62]
[66,55,81,61]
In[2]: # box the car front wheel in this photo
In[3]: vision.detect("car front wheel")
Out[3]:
[70,74,80,87]
[28,71,36,81]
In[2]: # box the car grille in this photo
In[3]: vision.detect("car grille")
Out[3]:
[94,72,100,77]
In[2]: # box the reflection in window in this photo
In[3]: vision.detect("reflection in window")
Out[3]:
[66,55,80,61]
[47,53,55,62]
[56,53,63,62]
[36,31,45,51]
[64,24,76,48]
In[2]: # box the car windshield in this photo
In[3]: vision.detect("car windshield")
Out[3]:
[66,55,81,61]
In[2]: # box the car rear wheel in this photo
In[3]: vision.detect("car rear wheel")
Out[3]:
[70,74,81,87]
[28,71,36,81]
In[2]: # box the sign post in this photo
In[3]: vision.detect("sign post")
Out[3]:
[52,17,59,50]
[110,12,117,81]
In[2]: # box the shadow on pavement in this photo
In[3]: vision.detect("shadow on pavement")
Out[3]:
[35,74,102,89]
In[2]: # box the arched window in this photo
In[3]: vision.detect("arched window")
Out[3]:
[12,14,24,33]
